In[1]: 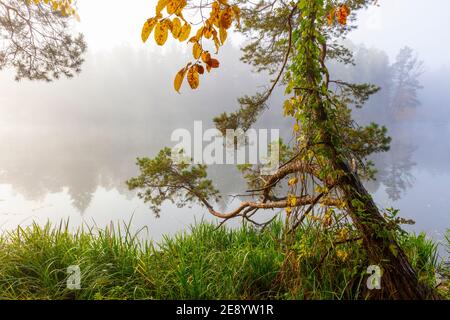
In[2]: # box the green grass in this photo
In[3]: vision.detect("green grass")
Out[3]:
[0,220,446,300]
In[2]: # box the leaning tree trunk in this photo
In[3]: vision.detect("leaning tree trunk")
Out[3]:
[337,159,437,299]
[314,98,438,299]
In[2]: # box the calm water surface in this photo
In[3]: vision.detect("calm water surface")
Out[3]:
[0,47,449,256]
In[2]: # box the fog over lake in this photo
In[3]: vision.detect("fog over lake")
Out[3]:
[0,0,449,255]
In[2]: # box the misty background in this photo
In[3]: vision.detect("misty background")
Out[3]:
[0,0,449,253]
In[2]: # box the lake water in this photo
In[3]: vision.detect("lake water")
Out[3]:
[0,46,449,257]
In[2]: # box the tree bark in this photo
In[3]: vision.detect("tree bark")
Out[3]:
[337,159,438,299]
[314,97,438,299]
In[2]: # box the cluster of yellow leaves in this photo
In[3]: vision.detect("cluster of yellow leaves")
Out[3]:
[141,0,190,45]
[294,237,313,260]
[283,95,303,117]
[283,96,304,133]
[285,194,299,215]
[283,98,296,117]
[322,209,333,227]
[336,249,349,262]
[28,0,79,19]
[288,177,298,187]
[306,214,321,222]
[315,185,330,194]
[337,227,349,242]
[327,4,350,26]
[142,0,240,92]
[287,195,298,207]
[305,208,335,226]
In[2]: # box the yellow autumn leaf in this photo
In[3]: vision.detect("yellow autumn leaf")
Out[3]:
[327,7,336,26]
[167,0,179,14]
[219,9,233,29]
[193,42,202,60]
[171,17,181,39]
[178,23,191,42]
[175,0,187,16]
[154,20,169,46]
[141,18,157,43]
[212,34,220,53]
[201,51,211,64]
[290,197,297,207]
[195,27,204,41]
[203,27,212,39]
[211,2,220,14]
[174,67,187,93]
[219,27,227,44]
[187,65,199,89]
[156,0,169,16]
[210,3,220,28]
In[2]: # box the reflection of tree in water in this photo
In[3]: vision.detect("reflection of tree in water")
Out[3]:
[69,189,94,213]
[375,133,417,201]
[379,47,422,200]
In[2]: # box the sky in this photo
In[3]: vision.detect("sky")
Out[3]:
[350,0,450,69]
[74,0,450,69]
